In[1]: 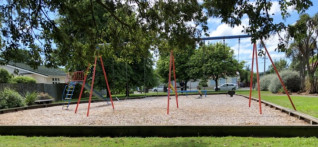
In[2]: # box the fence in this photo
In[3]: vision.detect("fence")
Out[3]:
[0,83,66,101]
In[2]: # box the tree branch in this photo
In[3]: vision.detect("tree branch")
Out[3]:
[95,0,131,29]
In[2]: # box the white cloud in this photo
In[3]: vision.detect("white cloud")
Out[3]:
[209,18,249,37]
[269,1,281,15]
[207,18,221,24]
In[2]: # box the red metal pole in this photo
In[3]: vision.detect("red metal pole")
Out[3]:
[167,51,173,114]
[87,57,97,117]
[254,44,262,114]
[99,56,115,109]
[75,65,90,113]
[249,44,255,107]
[172,52,179,108]
[261,40,297,110]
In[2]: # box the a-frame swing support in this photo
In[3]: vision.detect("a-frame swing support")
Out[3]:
[200,35,297,114]
[74,56,115,117]
[167,50,179,114]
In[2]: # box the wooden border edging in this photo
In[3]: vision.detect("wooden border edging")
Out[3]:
[0,125,317,137]
[237,94,318,125]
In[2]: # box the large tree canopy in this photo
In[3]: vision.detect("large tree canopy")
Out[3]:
[0,0,313,68]
[188,43,244,90]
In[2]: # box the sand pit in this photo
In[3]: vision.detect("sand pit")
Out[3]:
[0,95,307,126]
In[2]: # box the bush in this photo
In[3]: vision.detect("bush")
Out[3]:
[259,74,275,91]
[269,70,301,93]
[0,88,25,109]
[25,92,38,105]
[11,76,36,84]
[37,92,54,100]
[0,68,12,83]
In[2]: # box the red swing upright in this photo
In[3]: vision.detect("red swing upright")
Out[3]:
[74,56,115,117]
[249,41,296,114]
[167,50,179,114]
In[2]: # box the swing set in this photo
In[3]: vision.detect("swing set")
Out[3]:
[166,34,296,115]
[65,54,115,117]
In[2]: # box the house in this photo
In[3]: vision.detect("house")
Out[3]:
[0,62,67,84]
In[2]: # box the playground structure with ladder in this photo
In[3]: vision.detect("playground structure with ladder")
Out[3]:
[61,56,115,116]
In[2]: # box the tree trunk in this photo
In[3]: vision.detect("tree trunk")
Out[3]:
[125,83,129,97]
[184,81,188,91]
[306,57,317,93]
[215,78,219,91]
[300,57,306,91]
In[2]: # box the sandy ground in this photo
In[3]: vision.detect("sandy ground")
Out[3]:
[0,95,308,126]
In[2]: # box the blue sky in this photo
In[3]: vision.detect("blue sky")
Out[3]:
[201,1,318,72]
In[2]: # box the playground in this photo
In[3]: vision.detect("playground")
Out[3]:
[0,94,307,126]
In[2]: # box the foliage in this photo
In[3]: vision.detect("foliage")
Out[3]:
[156,45,195,90]
[0,68,11,83]
[11,76,36,84]
[188,43,244,90]
[0,88,25,109]
[268,59,288,73]
[283,13,318,93]
[0,0,312,68]
[24,92,38,106]
[259,74,275,91]
[199,78,208,88]
[37,93,54,100]
[269,70,301,93]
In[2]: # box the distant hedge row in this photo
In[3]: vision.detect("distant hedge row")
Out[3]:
[259,70,301,93]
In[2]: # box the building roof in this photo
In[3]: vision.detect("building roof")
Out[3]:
[8,62,66,76]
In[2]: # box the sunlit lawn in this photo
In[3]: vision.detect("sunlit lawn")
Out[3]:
[0,136,317,147]
[236,90,318,118]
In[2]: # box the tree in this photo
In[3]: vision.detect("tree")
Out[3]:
[268,59,288,73]
[156,45,195,90]
[0,68,11,83]
[188,43,244,91]
[0,0,312,68]
[283,13,318,93]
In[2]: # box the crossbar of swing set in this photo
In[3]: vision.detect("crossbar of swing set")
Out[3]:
[200,35,251,40]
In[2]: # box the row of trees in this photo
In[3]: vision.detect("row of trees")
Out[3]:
[156,43,244,90]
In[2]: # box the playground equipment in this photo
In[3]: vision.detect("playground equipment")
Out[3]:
[61,56,114,116]
[200,35,297,114]
[167,50,179,114]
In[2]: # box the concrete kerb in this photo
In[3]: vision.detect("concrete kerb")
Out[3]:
[237,94,318,125]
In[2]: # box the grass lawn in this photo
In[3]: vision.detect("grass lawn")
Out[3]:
[0,136,317,147]
[236,90,318,118]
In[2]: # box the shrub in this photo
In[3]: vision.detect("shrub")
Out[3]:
[37,92,54,100]
[0,88,25,109]
[259,74,275,91]
[11,76,36,84]
[0,68,12,83]
[25,92,38,105]
[269,70,301,93]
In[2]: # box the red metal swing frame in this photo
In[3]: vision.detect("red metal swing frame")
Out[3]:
[167,50,179,114]
[249,41,296,114]
[73,56,115,117]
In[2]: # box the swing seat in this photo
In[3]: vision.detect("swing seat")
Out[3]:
[228,90,235,97]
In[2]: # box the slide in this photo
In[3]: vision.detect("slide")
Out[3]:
[77,82,111,102]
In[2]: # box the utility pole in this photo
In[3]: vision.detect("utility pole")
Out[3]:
[264,53,266,74]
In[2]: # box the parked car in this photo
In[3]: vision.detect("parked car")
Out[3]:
[152,86,164,92]
[214,83,237,91]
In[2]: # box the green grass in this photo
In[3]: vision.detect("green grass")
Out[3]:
[0,136,317,147]
[236,90,318,118]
